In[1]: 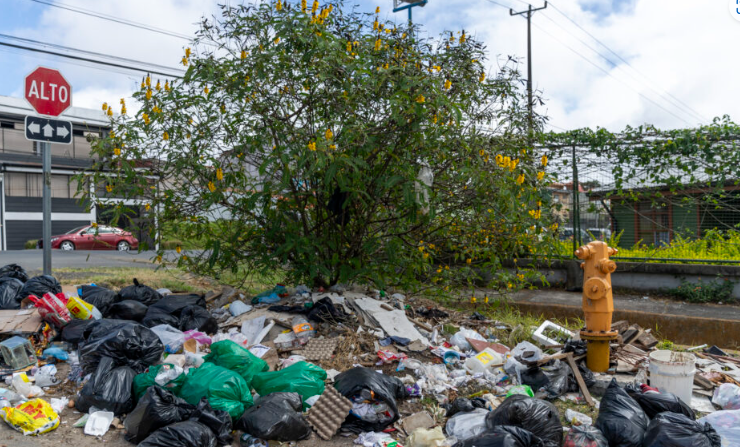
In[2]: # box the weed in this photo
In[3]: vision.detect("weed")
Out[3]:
[665,277,736,304]
[24,240,38,249]
[52,267,210,293]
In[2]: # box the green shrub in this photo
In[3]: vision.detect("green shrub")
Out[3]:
[24,240,38,249]
[161,240,184,250]
[666,277,736,304]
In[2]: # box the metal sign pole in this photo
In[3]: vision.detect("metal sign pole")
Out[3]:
[42,142,51,275]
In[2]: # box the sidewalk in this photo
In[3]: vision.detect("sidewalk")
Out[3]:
[507,289,740,348]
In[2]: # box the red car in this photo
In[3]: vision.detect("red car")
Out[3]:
[39,225,139,251]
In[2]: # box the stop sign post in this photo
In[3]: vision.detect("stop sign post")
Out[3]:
[24,67,73,276]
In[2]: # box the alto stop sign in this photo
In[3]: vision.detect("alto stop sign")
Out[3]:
[24,67,72,117]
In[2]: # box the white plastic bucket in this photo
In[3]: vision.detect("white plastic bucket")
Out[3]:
[648,350,696,405]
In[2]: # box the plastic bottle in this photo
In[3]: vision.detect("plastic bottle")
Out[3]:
[291,316,315,344]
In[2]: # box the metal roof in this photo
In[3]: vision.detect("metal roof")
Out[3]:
[0,95,109,128]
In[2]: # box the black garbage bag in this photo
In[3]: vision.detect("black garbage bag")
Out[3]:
[119,278,162,306]
[61,318,96,345]
[0,277,23,309]
[124,386,196,443]
[563,340,588,357]
[595,379,649,447]
[444,397,487,417]
[75,356,136,415]
[624,384,695,420]
[141,294,206,328]
[455,426,545,447]
[521,367,550,393]
[179,305,217,333]
[19,274,61,299]
[579,364,596,389]
[137,421,216,447]
[485,395,563,447]
[334,367,409,433]
[190,398,233,447]
[542,362,577,399]
[107,300,149,321]
[642,412,721,447]
[78,319,164,374]
[236,392,311,441]
[307,297,349,323]
[80,285,120,316]
[0,263,28,282]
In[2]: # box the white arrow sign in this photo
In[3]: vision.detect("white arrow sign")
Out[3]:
[57,126,69,138]
[42,123,54,137]
[28,122,40,134]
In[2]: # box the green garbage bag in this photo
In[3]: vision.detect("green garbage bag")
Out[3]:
[203,340,268,387]
[178,362,253,419]
[251,361,326,409]
[132,364,187,400]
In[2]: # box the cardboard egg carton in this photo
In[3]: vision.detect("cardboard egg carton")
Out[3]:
[305,385,352,440]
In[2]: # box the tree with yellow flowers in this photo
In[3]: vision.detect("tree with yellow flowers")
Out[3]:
[81,0,557,291]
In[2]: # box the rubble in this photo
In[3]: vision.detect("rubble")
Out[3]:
[0,262,737,447]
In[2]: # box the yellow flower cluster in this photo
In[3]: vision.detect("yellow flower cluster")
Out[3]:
[374,38,382,51]
[113,147,121,156]
[308,141,316,151]
[241,50,247,59]
[163,131,169,141]
[155,80,161,91]
[416,95,425,103]
[495,155,519,171]
[142,113,150,125]
[216,168,224,181]
[536,171,545,181]
[276,0,282,11]
[301,0,306,13]
[444,79,451,90]
[516,174,525,185]
[479,73,486,83]
[208,181,216,192]
[325,128,333,140]
[529,209,541,219]
[164,81,170,91]
[204,86,210,95]
[145,88,152,100]
[541,155,548,167]
[460,31,466,43]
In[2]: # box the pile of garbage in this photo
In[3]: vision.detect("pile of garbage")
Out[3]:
[0,262,737,447]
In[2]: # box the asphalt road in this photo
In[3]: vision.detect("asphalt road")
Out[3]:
[0,249,162,273]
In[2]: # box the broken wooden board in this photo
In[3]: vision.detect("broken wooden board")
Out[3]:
[0,309,43,336]
[566,353,595,407]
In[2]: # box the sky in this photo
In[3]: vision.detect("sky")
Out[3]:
[0,0,736,132]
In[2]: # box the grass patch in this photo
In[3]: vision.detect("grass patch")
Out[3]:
[52,267,212,294]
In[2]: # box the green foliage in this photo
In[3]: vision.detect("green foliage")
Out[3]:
[79,1,556,289]
[24,240,38,250]
[665,276,736,303]
[555,229,740,264]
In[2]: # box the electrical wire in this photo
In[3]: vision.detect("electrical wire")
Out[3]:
[530,22,692,126]
[0,39,184,78]
[27,0,193,41]
[546,1,708,123]
[0,33,183,74]
[536,13,706,124]
[482,0,694,126]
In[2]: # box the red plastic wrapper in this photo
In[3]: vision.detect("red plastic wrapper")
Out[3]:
[29,292,71,328]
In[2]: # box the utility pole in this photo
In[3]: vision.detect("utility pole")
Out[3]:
[510,1,547,142]
[42,142,51,275]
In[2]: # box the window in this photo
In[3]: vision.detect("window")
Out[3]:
[5,173,76,198]
[636,201,671,246]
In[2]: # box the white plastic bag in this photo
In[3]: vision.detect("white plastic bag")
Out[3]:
[11,373,43,398]
[565,408,593,426]
[444,408,488,441]
[50,397,69,414]
[712,383,740,410]
[698,409,740,446]
[34,365,60,387]
[150,324,185,354]
[449,327,485,351]
[154,364,184,386]
[511,341,543,363]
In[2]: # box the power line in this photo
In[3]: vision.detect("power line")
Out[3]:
[536,13,705,124]
[0,38,184,78]
[529,22,693,126]
[0,34,182,74]
[546,1,708,123]
[27,0,193,41]
[483,0,694,126]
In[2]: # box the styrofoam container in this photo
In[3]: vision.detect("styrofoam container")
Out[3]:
[464,348,504,374]
[648,350,696,405]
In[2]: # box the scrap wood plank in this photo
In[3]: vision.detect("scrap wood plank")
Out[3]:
[566,353,595,407]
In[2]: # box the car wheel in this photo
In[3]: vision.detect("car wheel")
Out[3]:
[60,241,75,251]
[117,241,130,251]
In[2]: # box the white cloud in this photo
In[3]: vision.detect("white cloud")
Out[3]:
[6,0,737,131]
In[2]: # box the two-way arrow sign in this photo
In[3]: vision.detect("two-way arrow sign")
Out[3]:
[24,115,72,145]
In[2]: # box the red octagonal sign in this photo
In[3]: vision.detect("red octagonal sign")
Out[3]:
[24,67,72,117]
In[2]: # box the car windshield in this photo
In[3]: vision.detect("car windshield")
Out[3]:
[65,226,89,235]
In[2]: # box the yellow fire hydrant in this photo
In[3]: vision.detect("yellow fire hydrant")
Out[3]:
[575,241,619,373]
